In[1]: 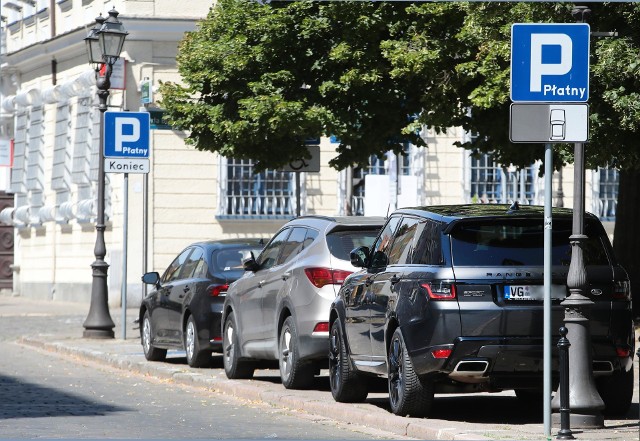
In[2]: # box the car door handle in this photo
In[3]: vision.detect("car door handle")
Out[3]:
[282,272,291,281]
[390,275,401,284]
[183,286,190,293]
[259,280,266,287]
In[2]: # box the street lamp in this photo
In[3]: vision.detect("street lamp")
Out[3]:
[551,4,605,429]
[82,8,128,339]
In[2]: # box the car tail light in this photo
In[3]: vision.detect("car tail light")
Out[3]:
[312,322,330,333]
[304,268,352,288]
[431,348,452,359]
[421,282,456,300]
[208,284,229,297]
[613,280,631,300]
[616,346,631,357]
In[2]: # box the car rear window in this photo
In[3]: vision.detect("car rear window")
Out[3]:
[450,219,610,267]
[327,230,379,261]
[213,248,263,272]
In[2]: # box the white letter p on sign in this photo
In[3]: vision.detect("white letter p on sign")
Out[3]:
[529,33,572,92]
[115,117,141,152]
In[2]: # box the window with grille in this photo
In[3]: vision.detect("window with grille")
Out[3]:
[220,158,294,218]
[470,154,538,204]
[596,167,618,221]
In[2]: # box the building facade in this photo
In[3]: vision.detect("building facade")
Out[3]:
[0,0,617,307]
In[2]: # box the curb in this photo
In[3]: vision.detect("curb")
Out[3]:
[19,336,493,441]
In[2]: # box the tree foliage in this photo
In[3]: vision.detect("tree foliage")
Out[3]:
[161,1,640,173]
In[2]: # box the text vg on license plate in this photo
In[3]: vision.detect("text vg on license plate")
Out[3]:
[503,285,566,301]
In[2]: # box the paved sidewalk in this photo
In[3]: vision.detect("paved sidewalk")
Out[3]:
[2,294,638,441]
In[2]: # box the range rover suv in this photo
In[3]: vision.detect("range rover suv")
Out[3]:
[329,204,634,417]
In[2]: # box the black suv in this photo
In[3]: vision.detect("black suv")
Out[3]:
[329,204,634,417]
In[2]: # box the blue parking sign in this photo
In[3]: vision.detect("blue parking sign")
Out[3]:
[104,111,150,158]
[511,23,590,102]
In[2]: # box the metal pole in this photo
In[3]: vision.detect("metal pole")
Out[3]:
[142,173,148,299]
[556,327,575,440]
[83,63,115,338]
[543,143,553,437]
[295,171,301,217]
[121,173,129,340]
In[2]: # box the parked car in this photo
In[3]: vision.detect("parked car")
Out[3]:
[221,215,385,388]
[329,204,634,417]
[139,239,265,368]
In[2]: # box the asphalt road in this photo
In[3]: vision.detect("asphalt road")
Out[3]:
[1,295,637,440]
[0,340,410,439]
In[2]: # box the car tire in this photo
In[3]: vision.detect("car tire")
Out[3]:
[597,367,633,416]
[388,328,434,417]
[329,320,368,402]
[141,310,167,362]
[185,315,211,368]
[279,316,314,389]
[222,312,255,379]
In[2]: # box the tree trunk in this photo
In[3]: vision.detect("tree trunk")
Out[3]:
[612,169,640,320]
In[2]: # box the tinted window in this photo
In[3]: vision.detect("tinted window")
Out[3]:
[412,219,443,265]
[326,229,379,261]
[450,219,609,267]
[279,227,307,265]
[213,248,263,272]
[387,217,420,265]
[369,216,401,268]
[257,228,291,269]
[182,248,204,279]
[161,248,193,283]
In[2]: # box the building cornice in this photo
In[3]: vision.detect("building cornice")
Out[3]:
[3,16,200,72]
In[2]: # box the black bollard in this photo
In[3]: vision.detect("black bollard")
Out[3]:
[557,326,575,440]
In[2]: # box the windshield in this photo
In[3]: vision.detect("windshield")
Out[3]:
[450,219,609,267]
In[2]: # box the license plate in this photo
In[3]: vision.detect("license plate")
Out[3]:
[503,285,566,301]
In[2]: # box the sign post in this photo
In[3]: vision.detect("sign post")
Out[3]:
[104,111,151,339]
[510,22,593,437]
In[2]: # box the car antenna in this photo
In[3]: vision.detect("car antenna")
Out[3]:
[507,201,520,213]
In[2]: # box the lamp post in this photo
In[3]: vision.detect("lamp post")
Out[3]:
[551,4,605,429]
[82,8,128,339]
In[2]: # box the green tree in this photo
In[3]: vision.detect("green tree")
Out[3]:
[456,2,640,318]
[161,1,640,316]
[159,0,468,170]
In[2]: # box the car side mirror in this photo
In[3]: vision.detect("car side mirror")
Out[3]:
[243,252,260,272]
[370,250,389,268]
[142,271,161,288]
[350,246,370,268]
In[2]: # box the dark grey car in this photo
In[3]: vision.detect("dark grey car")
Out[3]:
[329,204,634,417]
[139,239,264,368]
[222,215,384,389]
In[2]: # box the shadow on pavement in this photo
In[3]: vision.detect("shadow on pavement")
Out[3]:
[0,374,128,419]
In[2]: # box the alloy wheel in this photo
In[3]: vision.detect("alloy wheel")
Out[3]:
[329,326,341,391]
[224,320,235,365]
[142,317,152,354]
[185,319,195,361]
[280,326,293,381]
[388,337,404,409]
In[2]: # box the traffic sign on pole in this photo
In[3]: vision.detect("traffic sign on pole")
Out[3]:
[511,23,590,102]
[510,103,589,143]
[104,111,151,159]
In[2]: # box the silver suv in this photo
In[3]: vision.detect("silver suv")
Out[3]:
[221,215,384,389]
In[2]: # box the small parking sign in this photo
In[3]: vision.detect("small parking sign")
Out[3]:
[511,23,590,102]
[104,111,150,158]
